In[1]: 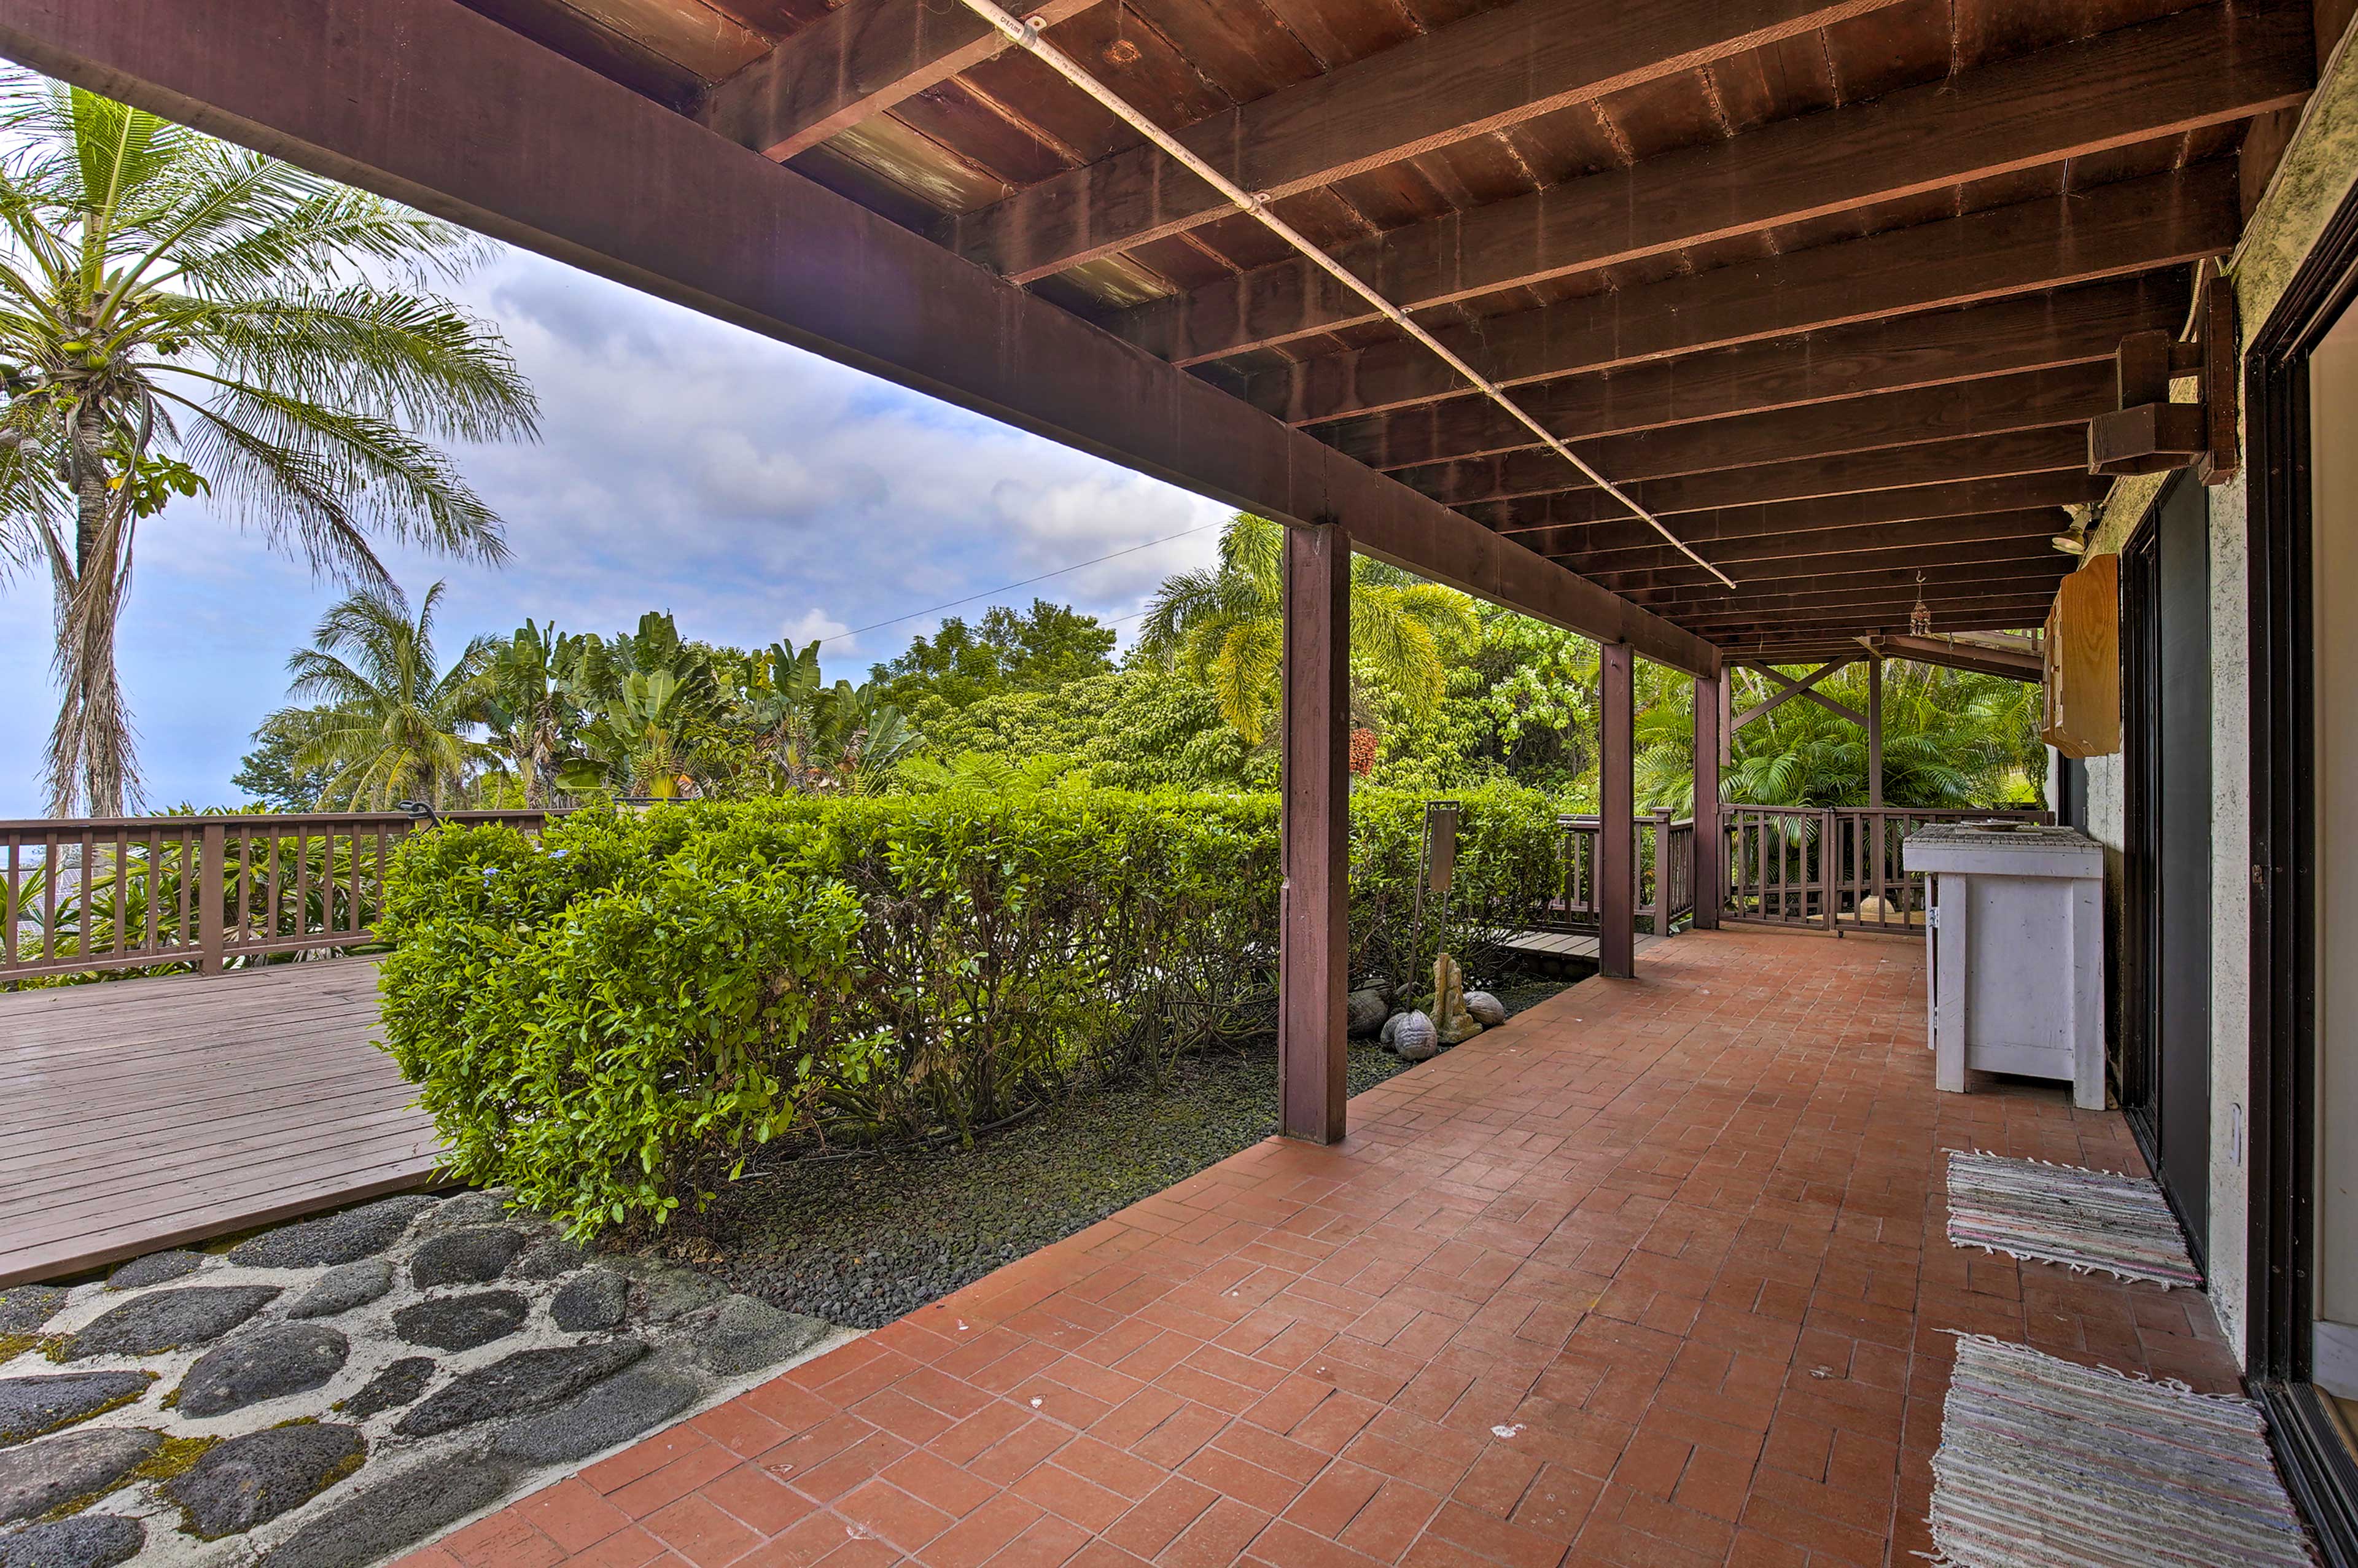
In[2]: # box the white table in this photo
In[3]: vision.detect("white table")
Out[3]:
[1902,823,2106,1110]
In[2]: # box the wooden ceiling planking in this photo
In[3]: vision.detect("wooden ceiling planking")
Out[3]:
[1115,7,2303,367]
[1814,0,1956,101]
[1246,163,2238,425]
[1621,567,2074,616]
[701,0,831,34]
[1476,426,2092,532]
[1124,0,1326,102]
[1554,511,2075,576]
[454,0,708,110]
[815,115,1015,213]
[1317,278,2187,472]
[1391,363,2115,505]
[1519,473,2104,554]
[1251,0,1425,70]
[1597,540,2075,594]
[889,81,1078,189]
[545,0,770,78]
[946,0,1920,284]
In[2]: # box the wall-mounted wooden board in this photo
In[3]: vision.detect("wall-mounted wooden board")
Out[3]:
[2041,551,2121,758]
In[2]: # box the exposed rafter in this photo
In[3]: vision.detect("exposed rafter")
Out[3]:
[1314,279,2185,473]
[699,0,1098,161]
[943,0,1909,282]
[1116,3,2306,365]
[1582,534,2076,592]
[1247,163,2238,427]
[1501,472,2106,556]
[1392,365,2112,508]
[1557,510,2077,575]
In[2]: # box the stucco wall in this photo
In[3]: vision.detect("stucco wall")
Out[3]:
[2068,21,2358,1362]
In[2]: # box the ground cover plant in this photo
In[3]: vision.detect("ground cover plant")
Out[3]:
[375,785,1563,1240]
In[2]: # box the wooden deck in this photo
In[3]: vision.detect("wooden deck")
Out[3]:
[0,959,442,1287]
[1492,928,1664,963]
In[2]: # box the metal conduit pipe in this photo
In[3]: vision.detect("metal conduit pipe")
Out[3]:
[955,0,1738,591]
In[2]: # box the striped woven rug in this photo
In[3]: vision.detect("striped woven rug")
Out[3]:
[1931,1335,2316,1567]
[1945,1150,2203,1288]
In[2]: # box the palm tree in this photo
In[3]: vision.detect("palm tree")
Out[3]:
[1137,513,1477,744]
[267,581,499,809]
[0,81,537,817]
[480,619,583,807]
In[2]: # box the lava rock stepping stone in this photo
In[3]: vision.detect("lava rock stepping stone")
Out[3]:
[0,1290,66,1337]
[287,1260,393,1321]
[415,1191,512,1232]
[510,1238,590,1281]
[691,1297,831,1379]
[335,1359,435,1421]
[58,1286,280,1360]
[395,1340,646,1438]
[103,1251,203,1290]
[0,1374,153,1446]
[0,1429,160,1523]
[0,1513,143,1568]
[550,1270,628,1332]
[225,1195,437,1269]
[409,1228,526,1289]
[163,1421,365,1539]
[171,1325,348,1418]
[489,1358,700,1465]
[392,1292,527,1353]
[615,1261,725,1324]
[254,1448,513,1568]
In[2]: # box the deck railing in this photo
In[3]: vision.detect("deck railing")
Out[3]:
[1538,811,1696,936]
[1716,804,2051,934]
[1,809,567,982]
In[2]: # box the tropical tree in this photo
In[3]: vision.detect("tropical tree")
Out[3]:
[478,619,583,807]
[1137,513,1477,744]
[0,80,537,816]
[265,581,499,809]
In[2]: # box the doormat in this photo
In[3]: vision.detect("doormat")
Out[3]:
[1931,1335,2316,1567]
[1945,1150,2203,1288]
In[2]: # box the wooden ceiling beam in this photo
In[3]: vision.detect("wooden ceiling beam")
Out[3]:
[1248,162,2238,427]
[1579,535,2072,592]
[1498,472,2104,556]
[944,0,1907,282]
[1558,508,2075,574]
[1673,596,2060,632]
[1317,279,2182,474]
[1618,558,2072,609]
[14,0,1720,675]
[1394,364,2112,508]
[1474,427,2089,539]
[698,0,1099,162]
[1123,3,2306,365]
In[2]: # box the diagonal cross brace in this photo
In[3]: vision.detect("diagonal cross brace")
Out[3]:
[1730,660,1867,731]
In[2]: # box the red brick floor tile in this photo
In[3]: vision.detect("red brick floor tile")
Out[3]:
[404,933,2236,1568]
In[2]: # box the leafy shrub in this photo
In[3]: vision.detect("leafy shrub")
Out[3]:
[378,782,1563,1237]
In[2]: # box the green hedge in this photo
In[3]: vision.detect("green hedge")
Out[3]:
[377,784,1562,1236]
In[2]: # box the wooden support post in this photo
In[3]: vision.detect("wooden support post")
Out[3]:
[1693,672,1722,931]
[1600,642,1635,978]
[1867,655,1885,809]
[198,821,226,977]
[1280,522,1350,1145]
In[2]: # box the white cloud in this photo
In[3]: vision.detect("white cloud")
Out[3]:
[780,608,855,654]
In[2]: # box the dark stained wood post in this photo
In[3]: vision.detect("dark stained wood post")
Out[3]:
[1280,521,1350,1144]
[1599,642,1635,978]
[1692,671,1722,930]
[198,821,226,977]
[1867,654,1885,809]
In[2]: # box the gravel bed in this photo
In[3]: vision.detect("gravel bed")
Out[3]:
[641,971,1575,1329]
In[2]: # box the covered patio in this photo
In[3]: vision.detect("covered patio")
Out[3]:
[403,930,2232,1568]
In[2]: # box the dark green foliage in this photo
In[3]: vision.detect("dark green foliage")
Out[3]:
[871,600,1117,712]
[230,712,340,810]
[376,783,1561,1238]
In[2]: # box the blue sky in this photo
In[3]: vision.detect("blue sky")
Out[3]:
[0,244,1229,817]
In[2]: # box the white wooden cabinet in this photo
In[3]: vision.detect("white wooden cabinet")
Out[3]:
[1903,823,2106,1111]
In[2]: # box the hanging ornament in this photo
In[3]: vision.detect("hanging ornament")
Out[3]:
[1909,572,1932,637]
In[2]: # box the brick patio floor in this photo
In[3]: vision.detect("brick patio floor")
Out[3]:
[400,928,2238,1568]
